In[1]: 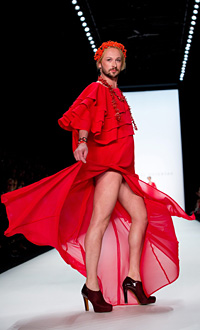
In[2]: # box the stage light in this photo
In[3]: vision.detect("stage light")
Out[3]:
[179,0,199,81]
[71,1,97,53]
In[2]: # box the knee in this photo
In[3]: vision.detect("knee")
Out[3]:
[132,214,148,229]
[90,212,110,234]
[142,215,148,228]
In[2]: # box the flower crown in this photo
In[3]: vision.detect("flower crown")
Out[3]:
[94,41,127,62]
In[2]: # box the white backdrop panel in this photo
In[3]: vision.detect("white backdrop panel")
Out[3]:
[124,89,185,209]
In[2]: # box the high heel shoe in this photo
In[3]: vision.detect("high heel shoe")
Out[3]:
[122,276,156,305]
[81,284,113,313]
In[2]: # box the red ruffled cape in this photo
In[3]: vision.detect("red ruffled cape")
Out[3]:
[1,82,195,306]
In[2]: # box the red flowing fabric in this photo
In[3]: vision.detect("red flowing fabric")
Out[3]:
[1,82,195,306]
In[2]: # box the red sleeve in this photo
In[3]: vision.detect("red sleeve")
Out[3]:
[58,83,99,133]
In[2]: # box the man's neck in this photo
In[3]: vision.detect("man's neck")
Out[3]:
[100,73,118,89]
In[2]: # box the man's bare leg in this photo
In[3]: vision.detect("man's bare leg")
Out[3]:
[118,180,148,281]
[84,171,123,291]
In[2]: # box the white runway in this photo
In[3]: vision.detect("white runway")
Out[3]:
[0,217,200,330]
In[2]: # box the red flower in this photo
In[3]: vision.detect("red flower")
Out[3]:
[94,41,127,61]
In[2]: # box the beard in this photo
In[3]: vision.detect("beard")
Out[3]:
[101,65,120,79]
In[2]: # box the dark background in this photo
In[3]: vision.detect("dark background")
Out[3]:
[0,1,199,271]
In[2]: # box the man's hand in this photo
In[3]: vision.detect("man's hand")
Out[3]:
[73,143,88,163]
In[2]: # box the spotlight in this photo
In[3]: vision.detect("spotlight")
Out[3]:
[71,2,97,54]
[179,0,199,81]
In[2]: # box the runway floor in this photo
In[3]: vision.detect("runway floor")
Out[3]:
[0,217,200,330]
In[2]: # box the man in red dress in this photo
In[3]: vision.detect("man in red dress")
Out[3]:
[72,42,155,311]
[2,41,195,313]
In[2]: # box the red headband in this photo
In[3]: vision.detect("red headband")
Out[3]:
[94,41,127,62]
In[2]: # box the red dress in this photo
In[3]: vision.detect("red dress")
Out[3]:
[148,182,157,189]
[1,82,195,306]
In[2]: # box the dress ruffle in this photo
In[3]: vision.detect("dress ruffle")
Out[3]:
[58,82,134,148]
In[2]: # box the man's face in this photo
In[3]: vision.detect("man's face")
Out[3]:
[98,48,122,79]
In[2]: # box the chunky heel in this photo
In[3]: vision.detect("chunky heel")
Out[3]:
[81,284,112,313]
[83,295,89,311]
